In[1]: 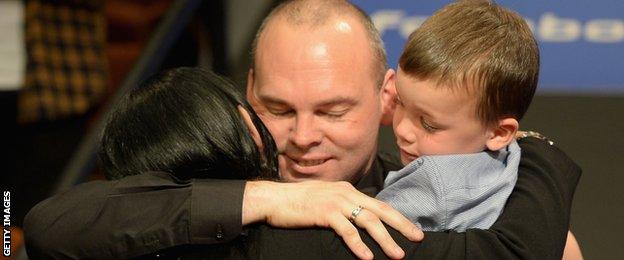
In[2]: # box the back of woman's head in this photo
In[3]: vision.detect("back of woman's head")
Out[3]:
[99,67,279,181]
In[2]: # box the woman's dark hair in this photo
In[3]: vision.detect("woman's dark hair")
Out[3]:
[99,67,279,181]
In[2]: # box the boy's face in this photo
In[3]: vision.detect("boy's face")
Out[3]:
[392,69,491,165]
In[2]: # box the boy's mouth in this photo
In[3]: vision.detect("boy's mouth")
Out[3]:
[399,148,419,163]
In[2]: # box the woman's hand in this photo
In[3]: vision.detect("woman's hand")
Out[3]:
[242,180,424,260]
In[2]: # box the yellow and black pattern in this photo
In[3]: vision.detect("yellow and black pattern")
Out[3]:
[19,0,107,123]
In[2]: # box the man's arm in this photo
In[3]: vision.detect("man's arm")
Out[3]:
[462,136,580,259]
[24,172,246,259]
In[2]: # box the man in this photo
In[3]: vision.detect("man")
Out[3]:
[24,0,581,259]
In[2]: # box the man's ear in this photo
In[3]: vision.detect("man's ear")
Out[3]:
[485,118,519,151]
[246,69,257,105]
[380,69,396,126]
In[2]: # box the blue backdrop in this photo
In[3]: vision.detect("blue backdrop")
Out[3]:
[353,0,624,94]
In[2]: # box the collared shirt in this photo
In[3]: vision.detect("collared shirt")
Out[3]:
[377,141,521,232]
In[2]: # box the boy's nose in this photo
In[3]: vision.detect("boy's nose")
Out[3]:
[395,117,417,145]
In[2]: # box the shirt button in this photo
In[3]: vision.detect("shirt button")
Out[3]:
[416,158,424,166]
[216,223,224,241]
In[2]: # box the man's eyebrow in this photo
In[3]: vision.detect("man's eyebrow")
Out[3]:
[317,97,358,108]
[256,94,291,106]
[257,93,357,108]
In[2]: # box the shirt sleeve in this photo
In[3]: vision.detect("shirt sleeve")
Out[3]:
[23,171,246,259]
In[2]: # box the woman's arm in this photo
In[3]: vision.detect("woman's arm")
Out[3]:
[24,172,246,259]
[25,137,580,259]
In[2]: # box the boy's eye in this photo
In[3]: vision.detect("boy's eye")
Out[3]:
[420,117,440,133]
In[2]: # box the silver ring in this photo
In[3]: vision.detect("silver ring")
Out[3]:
[349,205,364,223]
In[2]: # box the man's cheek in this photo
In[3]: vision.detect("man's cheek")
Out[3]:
[335,126,371,149]
[262,119,288,149]
[256,113,276,130]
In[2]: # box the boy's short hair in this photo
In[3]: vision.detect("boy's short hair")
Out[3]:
[399,0,539,126]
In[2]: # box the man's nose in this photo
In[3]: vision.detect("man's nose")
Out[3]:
[290,115,322,149]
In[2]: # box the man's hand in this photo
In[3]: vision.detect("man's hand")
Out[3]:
[242,180,424,259]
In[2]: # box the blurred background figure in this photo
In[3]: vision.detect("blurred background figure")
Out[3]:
[2,0,622,258]
[4,0,108,251]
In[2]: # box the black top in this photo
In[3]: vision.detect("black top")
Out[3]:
[24,137,581,259]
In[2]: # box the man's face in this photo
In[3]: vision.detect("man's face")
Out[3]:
[392,69,491,165]
[248,17,386,182]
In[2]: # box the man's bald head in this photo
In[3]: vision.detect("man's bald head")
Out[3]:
[245,0,396,182]
[251,0,387,87]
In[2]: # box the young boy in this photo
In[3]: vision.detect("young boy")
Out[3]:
[376,0,582,258]
[376,0,534,231]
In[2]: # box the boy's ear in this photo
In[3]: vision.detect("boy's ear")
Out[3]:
[485,118,519,151]
[380,69,396,126]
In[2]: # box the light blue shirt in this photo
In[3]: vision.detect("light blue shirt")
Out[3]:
[376,141,520,232]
